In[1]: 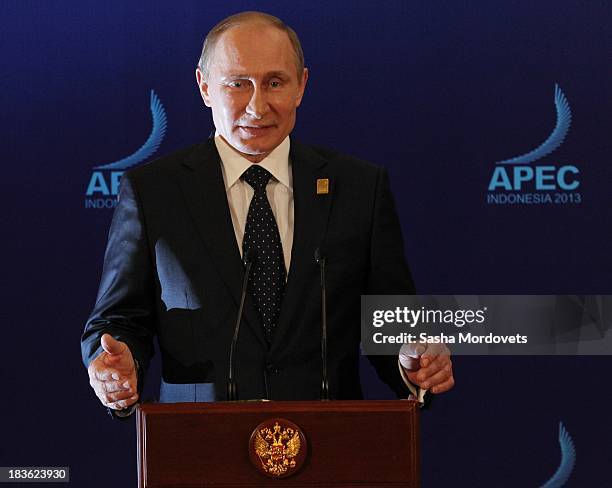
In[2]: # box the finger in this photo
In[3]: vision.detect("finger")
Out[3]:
[89,379,128,400]
[419,363,452,390]
[92,379,133,395]
[93,368,122,381]
[106,394,139,410]
[420,343,451,365]
[431,375,455,394]
[101,334,126,356]
[405,370,419,385]
[417,356,451,383]
[105,390,137,403]
[101,379,133,393]
[419,354,437,369]
[94,386,135,404]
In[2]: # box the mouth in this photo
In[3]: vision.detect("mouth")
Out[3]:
[237,124,276,137]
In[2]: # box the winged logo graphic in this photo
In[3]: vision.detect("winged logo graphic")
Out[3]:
[540,422,576,488]
[496,84,572,165]
[94,89,167,170]
[253,422,301,477]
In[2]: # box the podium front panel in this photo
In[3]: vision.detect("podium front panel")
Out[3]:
[137,400,419,487]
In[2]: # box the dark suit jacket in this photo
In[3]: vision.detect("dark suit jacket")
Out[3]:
[81,138,415,401]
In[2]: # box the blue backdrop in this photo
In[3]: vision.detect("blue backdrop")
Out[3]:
[2,1,611,486]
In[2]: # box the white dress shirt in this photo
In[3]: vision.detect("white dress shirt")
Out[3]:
[215,135,293,272]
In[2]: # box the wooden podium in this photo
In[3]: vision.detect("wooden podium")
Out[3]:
[137,400,420,487]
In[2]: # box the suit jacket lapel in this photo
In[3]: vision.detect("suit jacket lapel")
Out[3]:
[271,141,333,354]
[177,139,267,348]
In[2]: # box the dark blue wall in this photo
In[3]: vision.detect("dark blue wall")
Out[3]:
[2,1,611,486]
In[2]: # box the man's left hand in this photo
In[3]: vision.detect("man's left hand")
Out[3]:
[403,344,454,394]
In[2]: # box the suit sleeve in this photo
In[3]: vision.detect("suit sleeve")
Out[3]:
[365,167,416,398]
[81,173,156,379]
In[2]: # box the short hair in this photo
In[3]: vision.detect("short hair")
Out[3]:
[197,11,305,82]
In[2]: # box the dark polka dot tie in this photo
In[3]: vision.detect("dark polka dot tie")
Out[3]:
[241,165,287,343]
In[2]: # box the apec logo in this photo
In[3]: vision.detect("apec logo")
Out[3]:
[487,84,582,205]
[84,90,167,209]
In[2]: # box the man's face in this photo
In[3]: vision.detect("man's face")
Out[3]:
[197,24,308,162]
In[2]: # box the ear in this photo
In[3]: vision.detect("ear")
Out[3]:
[295,68,309,108]
[196,68,212,107]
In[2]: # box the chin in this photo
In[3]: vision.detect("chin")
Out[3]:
[237,142,275,157]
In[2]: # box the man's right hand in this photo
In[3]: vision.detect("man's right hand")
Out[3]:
[87,334,139,410]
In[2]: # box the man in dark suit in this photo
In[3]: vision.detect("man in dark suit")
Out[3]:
[82,11,454,416]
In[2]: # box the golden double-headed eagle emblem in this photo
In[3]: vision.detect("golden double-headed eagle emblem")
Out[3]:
[253,421,302,477]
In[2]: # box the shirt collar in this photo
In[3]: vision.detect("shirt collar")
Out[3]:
[214,135,291,190]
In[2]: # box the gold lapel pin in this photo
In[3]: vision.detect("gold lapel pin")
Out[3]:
[316,178,329,195]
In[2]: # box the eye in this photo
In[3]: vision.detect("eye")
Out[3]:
[269,80,282,88]
[228,81,243,88]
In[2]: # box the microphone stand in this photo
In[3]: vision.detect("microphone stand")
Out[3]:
[315,248,330,400]
[227,250,254,401]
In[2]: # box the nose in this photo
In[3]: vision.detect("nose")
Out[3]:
[245,85,269,119]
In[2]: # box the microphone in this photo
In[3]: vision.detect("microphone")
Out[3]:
[227,249,255,401]
[315,247,330,400]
